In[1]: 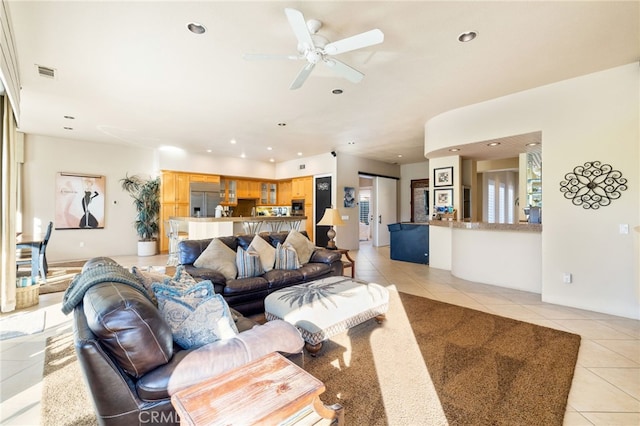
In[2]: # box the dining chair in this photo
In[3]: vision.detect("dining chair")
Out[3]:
[16,221,53,282]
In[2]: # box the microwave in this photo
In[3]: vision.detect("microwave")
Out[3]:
[291,199,305,216]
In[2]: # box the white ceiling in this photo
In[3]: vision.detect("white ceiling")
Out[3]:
[7,1,639,165]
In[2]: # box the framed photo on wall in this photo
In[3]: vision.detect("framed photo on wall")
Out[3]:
[434,188,453,207]
[433,166,454,187]
[344,186,355,208]
[55,172,105,229]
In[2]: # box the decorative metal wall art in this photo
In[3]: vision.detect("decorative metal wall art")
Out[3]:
[559,161,627,209]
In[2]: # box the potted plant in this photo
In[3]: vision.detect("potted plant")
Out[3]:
[120,174,161,256]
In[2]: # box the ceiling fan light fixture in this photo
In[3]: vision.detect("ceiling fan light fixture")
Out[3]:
[187,22,206,35]
[458,31,478,42]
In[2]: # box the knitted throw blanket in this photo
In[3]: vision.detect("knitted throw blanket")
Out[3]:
[61,264,153,315]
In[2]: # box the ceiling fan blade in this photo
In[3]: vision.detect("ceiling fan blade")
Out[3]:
[323,58,364,83]
[289,62,315,90]
[284,8,314,51]
[243,53,301,61]
[323,29,384,55]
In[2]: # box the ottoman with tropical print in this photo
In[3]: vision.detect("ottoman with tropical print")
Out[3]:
[264,276,389,355]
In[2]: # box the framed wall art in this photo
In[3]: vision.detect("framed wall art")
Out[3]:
[344,186,355,208]
[434,188,453,208]
[55,172,105,229]
[433,166,454,187]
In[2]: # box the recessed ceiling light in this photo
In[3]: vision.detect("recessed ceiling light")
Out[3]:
[240,153,246,159]
[230,139,237,144]
[297,152,303,156]
[277,122,286,127]
[269,158,275,163]
[267,147,272,151]
[332,89,343,94]
[63,127,73,130]
[526,142,540,147]
[449,148,460,152]
[458,31,478,42]
[397,154,403,158]
[63,115,75,120]
[206,149,212,153]
[187,22,206,35]
[487,142,501,147]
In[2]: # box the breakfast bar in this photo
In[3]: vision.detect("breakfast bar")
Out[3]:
[429,220,542,293]
[169,216,307,240]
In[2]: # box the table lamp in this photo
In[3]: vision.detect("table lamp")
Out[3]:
[317,207,345,249]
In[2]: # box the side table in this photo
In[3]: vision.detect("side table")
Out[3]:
[171,352,344,425]
[335,248,355,278]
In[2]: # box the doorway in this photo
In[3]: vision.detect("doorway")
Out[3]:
[370,176,398,247]
[410,179,430,222]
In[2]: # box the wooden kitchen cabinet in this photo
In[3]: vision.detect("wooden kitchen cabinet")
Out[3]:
[189,174,220,183]
[220,179,237,205]
[159,199,189,252]
[260,182,277,205]
[278,180,292,205]
[292,176,312,200]
[162,171,190,204]
[236,180,261,199]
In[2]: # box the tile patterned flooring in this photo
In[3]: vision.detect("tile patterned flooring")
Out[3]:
[1,243,638,425]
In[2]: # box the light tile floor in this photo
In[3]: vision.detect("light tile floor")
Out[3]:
[1,243,638,425]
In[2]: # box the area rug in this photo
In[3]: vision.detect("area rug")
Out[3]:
[41,288,581,426]
[42,331,98,426]
[17,261,84,294]
[0,310,46,340]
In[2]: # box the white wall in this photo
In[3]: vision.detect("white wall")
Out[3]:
[158,149,276,178]
[22,135,157,261]
[425,62,639,319]
[399,161,429,222]
[336,153,401,250]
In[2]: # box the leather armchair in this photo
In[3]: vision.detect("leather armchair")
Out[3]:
[73,257,304,425]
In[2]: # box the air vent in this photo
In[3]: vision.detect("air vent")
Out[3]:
[36,65,56,79]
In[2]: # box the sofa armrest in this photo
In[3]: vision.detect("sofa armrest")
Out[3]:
[136,320,304,399]
[310,248,342,264]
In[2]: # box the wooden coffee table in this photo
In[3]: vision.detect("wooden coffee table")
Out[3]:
[170,352,343,425]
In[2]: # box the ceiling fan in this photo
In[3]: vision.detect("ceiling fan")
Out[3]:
[244,8,384,90]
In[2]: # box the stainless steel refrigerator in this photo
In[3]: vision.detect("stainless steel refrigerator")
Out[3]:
[189,182,221,217]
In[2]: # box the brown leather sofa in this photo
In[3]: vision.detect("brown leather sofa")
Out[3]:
[72,257,304,425]
[178,231,344,315]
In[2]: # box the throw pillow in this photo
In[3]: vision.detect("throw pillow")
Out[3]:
[130,266,168,304]
[248,235,276,272]
[168,265,198,287]
[236,247,265,279]
[274,242,301,270]
[152,280,239,349]
[193,238,237,280]
[284,229,316,264]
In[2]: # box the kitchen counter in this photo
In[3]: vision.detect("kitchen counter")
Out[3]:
[429,219,542,293]
[170,216,306,222]
[428,220,541,232]
[170,216,307,239]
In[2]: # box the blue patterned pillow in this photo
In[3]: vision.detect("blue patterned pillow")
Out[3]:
[152,280,239,349]
[274,242,301,270]
[236,247,264,279]
[167,265,199,288]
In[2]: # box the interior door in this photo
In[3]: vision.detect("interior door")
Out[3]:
[373,176,397,247]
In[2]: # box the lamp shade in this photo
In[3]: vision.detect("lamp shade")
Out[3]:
[317,208,345,226]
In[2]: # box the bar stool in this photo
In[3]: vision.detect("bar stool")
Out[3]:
[167,220,188,266]
[243,220,263,235]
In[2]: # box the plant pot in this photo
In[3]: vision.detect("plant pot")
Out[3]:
[137,240,157,257]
